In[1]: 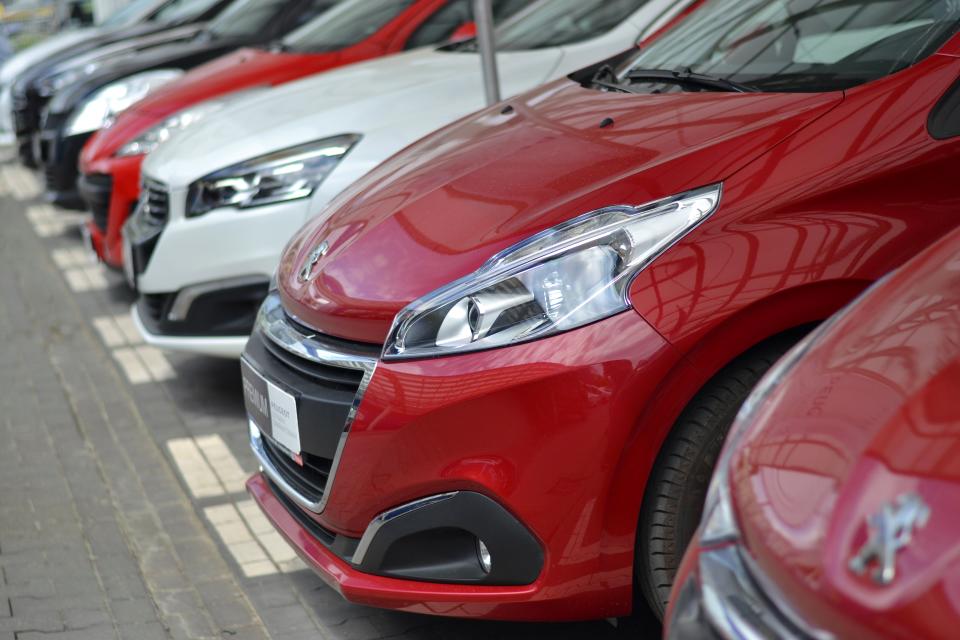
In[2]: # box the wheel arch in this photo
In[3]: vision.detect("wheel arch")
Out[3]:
[598,276,874,609]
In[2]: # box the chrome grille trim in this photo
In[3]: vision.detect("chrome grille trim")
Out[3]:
[252,291,379,514]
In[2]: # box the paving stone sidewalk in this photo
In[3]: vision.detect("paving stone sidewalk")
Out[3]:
[0,162,652,640]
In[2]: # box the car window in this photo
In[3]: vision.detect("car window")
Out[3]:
[285,0,343,30]
[103,0,155,26]
[151,0,222,24]
[207,0,293,38]
[617,0,960,92]
[404,0,531,50]
[495,0,649,50]
[283,0,416,52]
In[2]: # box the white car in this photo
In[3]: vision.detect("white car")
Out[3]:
[128,0,696,358]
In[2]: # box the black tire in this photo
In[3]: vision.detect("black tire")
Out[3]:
[635,331,807,620]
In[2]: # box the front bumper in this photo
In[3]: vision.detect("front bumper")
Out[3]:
[12,89,43,167]
[79,153,144,269]
[249,473,568,619]
[666,537,824,639]
[35,112,91,209]
[131,303,252,359]
[243,292,686,620]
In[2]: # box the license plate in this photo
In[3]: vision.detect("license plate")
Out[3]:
[241,359,302,462]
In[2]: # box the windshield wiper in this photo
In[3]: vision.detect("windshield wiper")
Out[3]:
[267,40,292,53]
[588,64,644,94]
[625,68,758,93]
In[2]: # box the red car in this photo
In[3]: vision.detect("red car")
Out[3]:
[242,0,960,622]
[78,0,528,269]
[666,223,960,639]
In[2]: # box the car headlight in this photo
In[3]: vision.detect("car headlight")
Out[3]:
[383,185,722,361]
[65,69,183,137]
[36,65,92,98]
[186,135,361,217]
[116,99,227,158]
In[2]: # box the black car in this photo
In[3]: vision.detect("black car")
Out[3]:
[11,0,236,167]
[34,0,339,209]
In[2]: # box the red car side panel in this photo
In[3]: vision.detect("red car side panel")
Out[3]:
[298,310,688,619]
[278,89,844,343]
[629,53,960,383]
[730,226,960,638]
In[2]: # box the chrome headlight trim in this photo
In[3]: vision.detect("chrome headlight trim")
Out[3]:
[186,134,361,217]
[383,184,722,361]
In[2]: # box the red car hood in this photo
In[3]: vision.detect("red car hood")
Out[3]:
[82,48,342,160]
[734,230,960,638]
[279,81,842,344]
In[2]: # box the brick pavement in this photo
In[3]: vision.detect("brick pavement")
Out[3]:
[0,161,652,639]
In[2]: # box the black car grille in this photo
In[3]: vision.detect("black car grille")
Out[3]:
[12,96,37,135]
[83,174,113,233]
[141,179,170,225]
[261,328,368,392]
[261,436,333,504]
[141,293,170,323]
[247,326,379,506]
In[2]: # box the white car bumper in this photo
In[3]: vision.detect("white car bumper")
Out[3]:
[131,303,249,359]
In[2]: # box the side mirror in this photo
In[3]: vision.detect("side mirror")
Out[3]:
[449,21,477,43]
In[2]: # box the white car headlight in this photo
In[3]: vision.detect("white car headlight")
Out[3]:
[116,100,227,158]
[65,69,183,137]
[186,135,361,217]
[383,185,722,361]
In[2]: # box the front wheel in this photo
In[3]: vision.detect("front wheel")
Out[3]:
[635,333,803,619]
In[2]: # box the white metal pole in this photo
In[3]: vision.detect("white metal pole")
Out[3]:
[473,0,501,106]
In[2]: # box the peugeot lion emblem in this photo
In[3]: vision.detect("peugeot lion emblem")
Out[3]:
[848,492,930,585]
[298,240,330,283]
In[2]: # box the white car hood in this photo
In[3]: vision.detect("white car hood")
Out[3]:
[145,46,564,187]
[0,28,101,84]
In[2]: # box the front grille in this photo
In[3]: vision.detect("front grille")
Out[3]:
[12,96,37,135]
[261,437,332,503]
[261,326,368,391]
[247,297,380,511]
[141,293,170,323]
[42,161,57,187]
[82,174,113,232]
[141,179,170,225]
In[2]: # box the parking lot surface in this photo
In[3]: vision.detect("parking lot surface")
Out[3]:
[0,161,648,640]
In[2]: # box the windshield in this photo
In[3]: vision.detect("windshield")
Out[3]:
[495,0,648,51]
[103,0,156,27]
[284,0,412,52]
[615,0,960,92]
[150,0,223,25]
[208,0,291,39]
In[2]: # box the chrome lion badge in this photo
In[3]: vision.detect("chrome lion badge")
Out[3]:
[848,492,930,585]
[298,240,330,283]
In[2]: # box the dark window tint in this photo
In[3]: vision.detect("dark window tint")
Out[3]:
[404,0,531,50]
[929,77,960,139]
[288,0,342,29]
[284,0,416,52]
[208,0,290,39]
[618,0,960,93]
[152,0,223,24]
[496,0,648,50]
[105,0,156,26]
